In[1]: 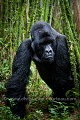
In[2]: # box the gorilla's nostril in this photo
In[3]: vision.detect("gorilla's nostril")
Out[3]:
[49,50,52,53]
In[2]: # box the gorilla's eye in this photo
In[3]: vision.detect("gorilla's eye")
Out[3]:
[38,30,42,33]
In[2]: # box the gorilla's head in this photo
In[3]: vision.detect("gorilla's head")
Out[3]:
[30,21,57,63]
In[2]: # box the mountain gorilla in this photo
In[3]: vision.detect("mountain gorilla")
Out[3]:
[6,21,74,118]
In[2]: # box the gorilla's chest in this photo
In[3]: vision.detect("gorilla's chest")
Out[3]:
[35,62,55,88]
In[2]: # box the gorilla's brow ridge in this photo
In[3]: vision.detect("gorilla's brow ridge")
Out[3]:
[31,21,51,33]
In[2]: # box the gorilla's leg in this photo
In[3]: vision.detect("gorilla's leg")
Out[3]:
[6,39,32,118]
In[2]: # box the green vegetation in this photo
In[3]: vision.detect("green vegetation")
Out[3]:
[0,0,80,119]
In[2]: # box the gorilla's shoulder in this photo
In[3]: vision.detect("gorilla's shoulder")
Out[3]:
[19,38,32,48]
[22,38,32,45]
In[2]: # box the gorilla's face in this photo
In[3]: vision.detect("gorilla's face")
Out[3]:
[38,40,55,63]
[31,24,56,63]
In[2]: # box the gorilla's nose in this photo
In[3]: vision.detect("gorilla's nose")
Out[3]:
[45,49,52,55]
[45,45,53,55]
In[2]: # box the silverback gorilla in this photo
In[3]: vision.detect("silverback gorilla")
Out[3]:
[6,21,74,118]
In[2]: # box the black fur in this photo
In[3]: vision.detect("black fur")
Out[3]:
[6,21,74,118]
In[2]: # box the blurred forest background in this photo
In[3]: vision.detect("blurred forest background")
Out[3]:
[0,0,80,120]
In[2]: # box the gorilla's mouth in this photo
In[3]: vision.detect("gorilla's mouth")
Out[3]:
[44,53,54,59]
[44,56,54,63]
[45,55,53,59]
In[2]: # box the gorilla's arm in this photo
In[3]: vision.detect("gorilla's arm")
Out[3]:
[52,29,71,80]
[6,39,32,118]
[54,35,73,95]
[56,35,70,77]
